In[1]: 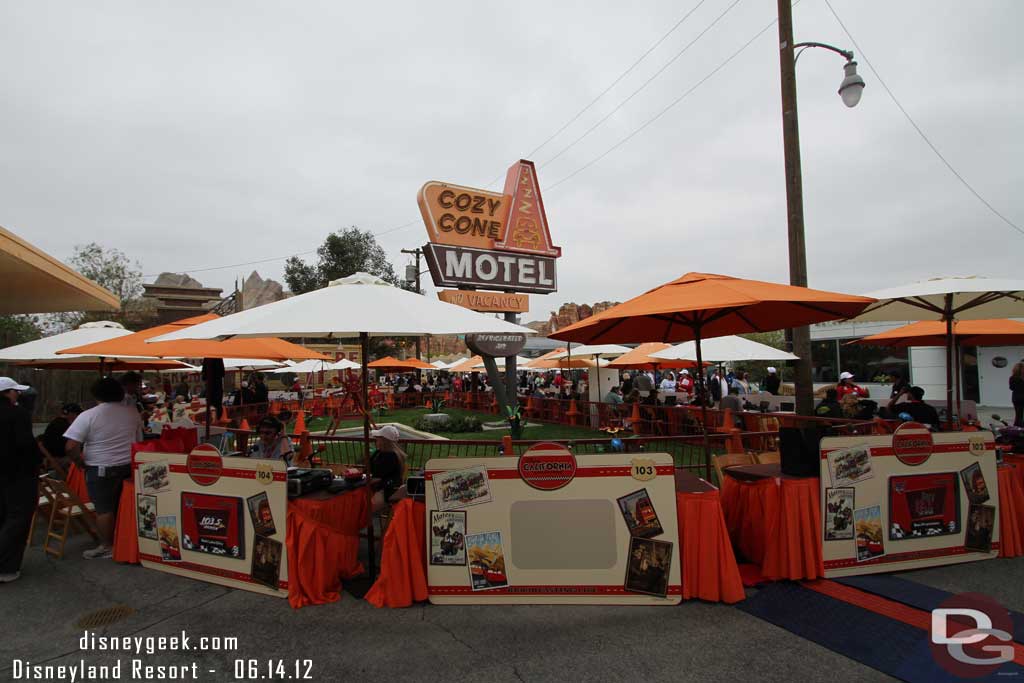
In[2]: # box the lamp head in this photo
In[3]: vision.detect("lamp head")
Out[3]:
[838,60,865,108]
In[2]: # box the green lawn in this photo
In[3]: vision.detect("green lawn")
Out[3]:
[285,408,715,471]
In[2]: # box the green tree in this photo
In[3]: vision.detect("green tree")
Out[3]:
[284,227,399,294]
[49,243,145,331]
[736,330,790,386]
[0,314,43,347]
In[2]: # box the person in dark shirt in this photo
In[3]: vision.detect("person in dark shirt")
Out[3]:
[815,388,843,419]
[897,386,941,429]
[369,425,406,513]
[252,374,269,405]
[0,377,40,582]
[763,367,781,395]
[42,403,82,471]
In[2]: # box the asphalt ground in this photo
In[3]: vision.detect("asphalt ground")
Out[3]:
[8,527,1023,683]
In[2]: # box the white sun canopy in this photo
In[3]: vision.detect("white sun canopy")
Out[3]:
[149,272,535,341]
[852,276,1024,322]
[651,335,798,363]
[550,344,630,359]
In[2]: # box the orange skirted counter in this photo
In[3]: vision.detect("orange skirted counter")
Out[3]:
[720,468,824,582]
[66,462,91,504]
[721,461,1024,577]
[365,471,745,608]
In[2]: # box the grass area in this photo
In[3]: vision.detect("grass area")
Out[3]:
[285,408,717,471]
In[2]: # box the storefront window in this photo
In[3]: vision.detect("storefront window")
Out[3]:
[811,340,838,383]
[838,343,909,383]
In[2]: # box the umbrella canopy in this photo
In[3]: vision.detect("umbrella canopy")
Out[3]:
[0,321,192,370]
[849,277,1024,421]
[607,342,699,370]
[851,319,1024,348]
[526,357,610,370]
[520,348,568,369]
[651,335,799,363]
[220,358,284,371]
[852,277,1024,323]
[470,356,530,370]
[1,225,120,314]
[402,358,434,370]
[367,356,415,371]
[430,360,449,369]
[148,272,534,341]
[550,272,875,345]
[269,358,335,374]
[330,358,361,370]
[60,314,329,362]
[446,356,484,373]
[550,344,630,359]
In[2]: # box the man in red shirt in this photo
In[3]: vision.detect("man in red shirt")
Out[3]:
[835,372,868,399]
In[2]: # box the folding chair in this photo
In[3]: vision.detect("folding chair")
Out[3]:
[38,475,100,559]
[712,452,757,489]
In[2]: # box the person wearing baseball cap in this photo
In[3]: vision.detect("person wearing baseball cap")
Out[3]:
[836,371,869,400]
[763,367,781,395]
[0,377,39,582]
[369,425,406,513]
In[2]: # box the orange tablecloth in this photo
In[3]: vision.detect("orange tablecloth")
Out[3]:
[675,490,745,603]
[287,488,370,609]
[998,464,1024,558]
[720,475,824,581]
[66,462,91,504]
[365,494,745,607]
[365,499,428,608]
[112,479,139,563]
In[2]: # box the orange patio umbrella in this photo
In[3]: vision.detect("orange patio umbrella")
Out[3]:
[520,348,567,370]
[551,272,875,477]
[607,342,701,371]
[526,357,606,370]
[401,358,434,370]
[367,356,418,372]
[851,319,1024,349]
[60,314,329,361]
[446,356,483,373]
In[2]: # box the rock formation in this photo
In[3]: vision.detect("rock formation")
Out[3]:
[242,271,287,309]
[524,301,621,337]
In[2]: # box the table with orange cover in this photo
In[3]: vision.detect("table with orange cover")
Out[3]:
[365,474,745,608]
[997,462,1024,558]
[66,462,91,504]
[720,465,824,582]
[286,488,370,609]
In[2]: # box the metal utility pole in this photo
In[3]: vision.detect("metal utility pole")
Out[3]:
[777,0,814,416]
[402,247,424,383]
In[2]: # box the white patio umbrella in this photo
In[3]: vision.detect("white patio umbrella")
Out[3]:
[850,276,1024,421]
[0,320,193,371]
[148,272,534,577]
[221,358,284,371]
[330,358,361,370]
[470,355,531,369]
[430,360,448,369]
[651,335,799,363]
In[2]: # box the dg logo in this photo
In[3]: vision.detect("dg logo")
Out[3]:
[256,463,274,486]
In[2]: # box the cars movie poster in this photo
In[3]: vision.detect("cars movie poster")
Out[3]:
[181,492,246,559]
[888,472,960,541]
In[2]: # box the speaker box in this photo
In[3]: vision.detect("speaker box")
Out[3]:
[780,426,829,477]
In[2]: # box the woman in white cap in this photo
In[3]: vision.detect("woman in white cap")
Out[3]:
[836,371,868,400]
[369,425,407,513]
[0,377,40,582]
[764,367,781,395]
[675,369,695,397]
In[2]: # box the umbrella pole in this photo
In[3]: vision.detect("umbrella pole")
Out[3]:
[944,294,954,426]
[955,338,963,425]
[695,327,710,481]
[361,332,376,579]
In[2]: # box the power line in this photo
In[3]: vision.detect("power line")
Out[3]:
[481,0,711,188]
[823,0,1024,238]
[546,10,782,192]
[539,0,743,170]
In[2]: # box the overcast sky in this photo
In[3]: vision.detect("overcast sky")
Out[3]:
[2,1,1022,325]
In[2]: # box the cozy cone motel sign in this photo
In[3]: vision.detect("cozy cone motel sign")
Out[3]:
[418,160,561,311]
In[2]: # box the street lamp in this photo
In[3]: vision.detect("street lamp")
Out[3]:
[777,1,866,415]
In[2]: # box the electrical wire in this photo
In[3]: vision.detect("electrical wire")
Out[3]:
[546,10,782,192]
[823,0,1024,238]
[539,0,743,170]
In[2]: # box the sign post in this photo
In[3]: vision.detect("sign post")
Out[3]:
[418,160,561,430]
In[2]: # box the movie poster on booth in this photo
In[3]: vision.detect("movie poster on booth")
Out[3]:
[430,510,467,566]
[828,445,873,487]
[824,487,855,541]
[141,460,171,494]
[853,505,884,562]
[181,492,246,559]
[965,504,996,553]
[137,494,158,540]
[251,535,283,589]
[466,531,508,591]
[624,537,673,598]
[247,491,277,537]
[157,515,181,562]
[960,462,990,505]
[617,488,664,539]
[433,466,492,511]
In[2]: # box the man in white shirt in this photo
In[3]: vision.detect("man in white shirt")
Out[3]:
[65,377,143,560]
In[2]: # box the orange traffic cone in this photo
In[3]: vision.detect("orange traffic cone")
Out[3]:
[298,431,313,466]
[220,406,230,422]
[239,417,251,431]
[726,428,744,454]
[630,402,642,434]
[526,395,535,417]
[386,392,395,409]
[502,435,513,456]
[294,410,307,435]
